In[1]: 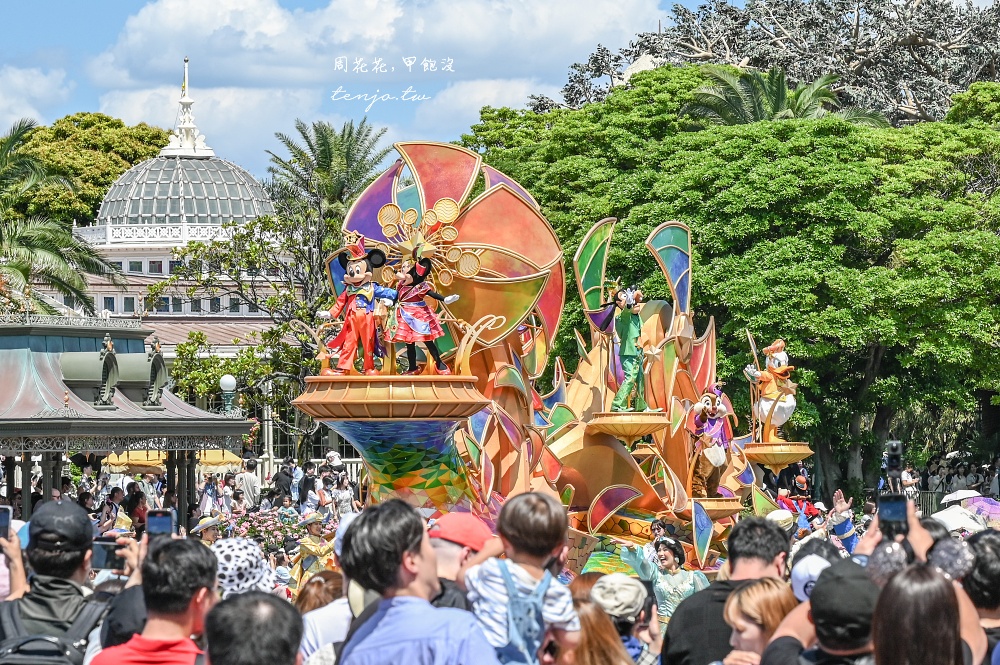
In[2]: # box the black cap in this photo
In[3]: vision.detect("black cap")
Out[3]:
[809,559,880,648]
[29,500,93,552]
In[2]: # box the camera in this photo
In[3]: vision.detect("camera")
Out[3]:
[879,440,908,539]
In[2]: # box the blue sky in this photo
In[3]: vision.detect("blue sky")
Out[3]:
[1,0,673,177]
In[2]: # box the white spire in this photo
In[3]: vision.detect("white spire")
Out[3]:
[159,56,215,157]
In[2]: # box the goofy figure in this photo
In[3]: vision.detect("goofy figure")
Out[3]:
[388,252,460,375]
[689,383,734,498]
[319,236,396,375]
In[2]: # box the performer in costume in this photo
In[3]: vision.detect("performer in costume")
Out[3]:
[744,339,797,441]
[388,253,460,375]
[620,536,709,634]
[319,235,396,375]
[288,511,336,598]
[611,287,649,412]
[690,384,733,498]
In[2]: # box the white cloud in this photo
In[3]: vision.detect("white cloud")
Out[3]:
[87,0,661,89]
[412,78,562,137]
[99,85,334,176]
[0,66,73,128]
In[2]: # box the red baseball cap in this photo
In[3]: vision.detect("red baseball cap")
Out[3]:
[428,512,493,551]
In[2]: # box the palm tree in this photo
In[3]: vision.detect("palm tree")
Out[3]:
[266,118,392,223]
[0,118,123,315]
[682,66,890,128]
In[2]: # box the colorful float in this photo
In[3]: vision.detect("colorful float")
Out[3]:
[292,141,812,575]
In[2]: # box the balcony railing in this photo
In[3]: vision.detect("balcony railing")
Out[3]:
[74,222,235,246]
[0,312,143,329]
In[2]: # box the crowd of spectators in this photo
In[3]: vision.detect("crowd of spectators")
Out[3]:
[2,448,1000,665]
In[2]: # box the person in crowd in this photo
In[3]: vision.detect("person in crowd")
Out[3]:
[569,572,605,602]
[205,591,303,665]
[714,578,797,665]
[0,500,103,661]
[137,473,159,510]
[77,490,96,513]
[99,487,124,534]
[338,499,501,664]
[211,538,276,599]
[260,488,278,512]
[953,464,972,492]
[279,494,299,523]
[664,517,789,665]
[590,572,663,663]
[235,459,262,509]
[129,492,148,537]
[789,554,832,603]
[961,530,1000,664]
[967,465,986,494]
[327,450,348,475]
[92,539,218,665]
[287,457,303,504]
[273,464,294,502]
[299,462,319,512]
[221,473,237,514]
[762,559,879,665]
[332,472,361,520]
[428,511,492,610]
[230,489,249,518]
[643,519,669,565]
[620,535,709,630]
[317,476,335,520]
[295,571,342,615]
[459,492,581,661]
[289,511,336,596]
[190,515,222,545]
[901,461,920,499]
[561,598,638,665]
[299,513,357,663]
[873,564,986,665]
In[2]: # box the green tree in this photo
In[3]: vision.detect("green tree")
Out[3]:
[0,118,124,314]
[267,118,392,231]
[150,118,392,451]
[946,82,1000,126]
[461,65,1000,497]
[18,112,169,225]
[681,66,889,127]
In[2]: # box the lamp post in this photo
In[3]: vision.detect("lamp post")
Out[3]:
[220,374,237,415]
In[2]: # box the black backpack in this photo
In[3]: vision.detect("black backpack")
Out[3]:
[0,599,107,665]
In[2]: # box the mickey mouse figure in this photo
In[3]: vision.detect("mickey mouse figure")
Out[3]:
[388,251,460,375]
[317,235,397,375]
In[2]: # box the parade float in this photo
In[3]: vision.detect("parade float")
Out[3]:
[292,141,811,574]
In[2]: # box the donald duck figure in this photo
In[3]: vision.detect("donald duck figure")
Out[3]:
[744,339,797,441]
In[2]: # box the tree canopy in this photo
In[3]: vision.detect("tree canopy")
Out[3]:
[17,112,169,225]
[463,65,1000,495]
[533,0,1000,124]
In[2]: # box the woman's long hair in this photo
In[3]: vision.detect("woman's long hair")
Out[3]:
[567,599,634,665]
[723,577,798,647]
[873,565,963,665]
[294,570,343,614]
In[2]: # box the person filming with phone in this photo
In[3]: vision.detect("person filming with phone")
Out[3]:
[0,500,107,664]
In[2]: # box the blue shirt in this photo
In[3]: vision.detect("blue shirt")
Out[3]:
[339,596,501,665]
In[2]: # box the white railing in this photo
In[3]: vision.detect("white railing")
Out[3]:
[75,222,235,246]
[0,312,143,329]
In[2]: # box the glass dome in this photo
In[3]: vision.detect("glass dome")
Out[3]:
[96,155,275,226]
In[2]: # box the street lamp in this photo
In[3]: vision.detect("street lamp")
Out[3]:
[220,374,237,414]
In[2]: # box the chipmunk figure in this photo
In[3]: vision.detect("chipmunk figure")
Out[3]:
[690,383,733,498]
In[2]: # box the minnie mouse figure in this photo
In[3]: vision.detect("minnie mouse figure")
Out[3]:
[388,253,459,375]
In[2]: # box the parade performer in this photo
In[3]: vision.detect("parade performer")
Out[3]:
[388,253,460,375]
[288,511,335,597]
[690,384,733,498]
[319,235,396,375]
[611,287,649,412]
[744,339,797,441]
[620,536,709,633]
[190,515,222,546]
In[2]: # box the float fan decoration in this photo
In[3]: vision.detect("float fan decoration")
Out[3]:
[292,141,812,573]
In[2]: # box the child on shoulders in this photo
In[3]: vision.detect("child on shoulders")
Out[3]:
[458,492,581,664]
